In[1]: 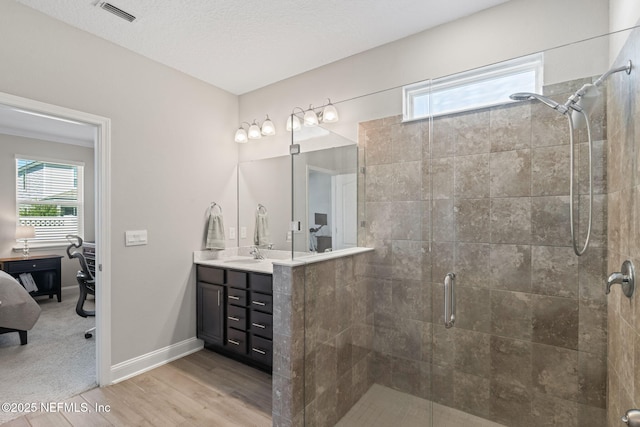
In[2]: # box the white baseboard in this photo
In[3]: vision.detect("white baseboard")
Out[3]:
[110,337,204,384]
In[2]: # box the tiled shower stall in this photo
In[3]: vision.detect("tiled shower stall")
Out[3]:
[357,76,607,426]
[273,26,640,427]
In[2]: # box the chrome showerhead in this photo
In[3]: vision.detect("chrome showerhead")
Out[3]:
[509,92,568,114]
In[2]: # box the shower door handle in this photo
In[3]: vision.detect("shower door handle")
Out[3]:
[444,273,456,328]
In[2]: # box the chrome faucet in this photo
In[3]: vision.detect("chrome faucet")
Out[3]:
[606,260,635,298]
[250,246,264,260]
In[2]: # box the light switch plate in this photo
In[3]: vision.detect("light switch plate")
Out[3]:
[240,227,247,239]
[229,227,236,239]
[125,229,148,246]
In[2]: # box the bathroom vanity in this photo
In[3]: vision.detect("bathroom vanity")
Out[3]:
[195,258,274,371]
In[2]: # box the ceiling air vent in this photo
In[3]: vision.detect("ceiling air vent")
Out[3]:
[99,2,136,23]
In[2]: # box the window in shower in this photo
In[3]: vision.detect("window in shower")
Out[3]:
[403,52,543,121]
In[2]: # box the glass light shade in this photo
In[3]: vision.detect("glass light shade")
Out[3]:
[322,103,339,123]
[303,109,319,127]
[234,128,248,143]
[248,123,262,139]
[261,118,276,136]
[15,225,35,239]
[16,225,35,257]
[286,115,301,131]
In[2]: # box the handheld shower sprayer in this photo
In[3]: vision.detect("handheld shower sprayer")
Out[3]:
[509,92,569,114]
[509,60,632,256]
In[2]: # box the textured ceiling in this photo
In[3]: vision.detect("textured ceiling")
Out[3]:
[14,0,510,95]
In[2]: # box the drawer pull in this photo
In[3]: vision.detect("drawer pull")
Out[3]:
[252,348,266,355]
[32,264,37,268]
[252,322,266,329]
[229,295,240,300]
[228,316,240,322]
[252,301,266,306]
[228,339,240,346]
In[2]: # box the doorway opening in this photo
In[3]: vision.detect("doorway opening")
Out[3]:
[0,92,112,395]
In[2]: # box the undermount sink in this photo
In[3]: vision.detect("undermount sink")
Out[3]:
[224,258,265,264]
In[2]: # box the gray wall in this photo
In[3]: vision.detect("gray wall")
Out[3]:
[0,134,95,288]
[0,1,239,367]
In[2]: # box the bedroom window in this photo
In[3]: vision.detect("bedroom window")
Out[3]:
[16,156,84,245]
[403,53,543,121]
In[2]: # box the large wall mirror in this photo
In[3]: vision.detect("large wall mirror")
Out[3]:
[238,155,291,250]
[238,127,358,255]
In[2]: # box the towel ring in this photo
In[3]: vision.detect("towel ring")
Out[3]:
[257,204,267,214]
[209,202,222,214]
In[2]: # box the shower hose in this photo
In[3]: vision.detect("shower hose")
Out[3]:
[567,108,593,257]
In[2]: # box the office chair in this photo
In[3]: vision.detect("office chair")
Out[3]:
[66,235,96,339]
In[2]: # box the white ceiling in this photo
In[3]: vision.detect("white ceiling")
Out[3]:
[14,0,510,95]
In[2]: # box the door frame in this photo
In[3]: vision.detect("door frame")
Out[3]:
[0,91,112,386]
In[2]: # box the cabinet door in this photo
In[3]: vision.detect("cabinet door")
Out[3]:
[197,282,224,345]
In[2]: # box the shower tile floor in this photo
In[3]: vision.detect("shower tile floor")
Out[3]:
[336,384,506,427]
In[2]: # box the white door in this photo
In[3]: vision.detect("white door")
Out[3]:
[333,173,357,249]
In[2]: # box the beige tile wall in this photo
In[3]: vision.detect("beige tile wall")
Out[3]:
[606,27,640,427]
[272,254,373,427]
[358,76,608,426]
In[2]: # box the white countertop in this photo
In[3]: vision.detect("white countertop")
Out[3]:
[193,247,374,275]
[195,256,275,274]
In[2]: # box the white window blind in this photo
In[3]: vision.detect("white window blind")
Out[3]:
[16,157,84,243]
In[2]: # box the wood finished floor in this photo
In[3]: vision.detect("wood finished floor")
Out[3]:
[2,350,272,427]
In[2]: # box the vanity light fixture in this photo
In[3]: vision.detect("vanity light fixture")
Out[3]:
[303,105,319,127]
[261,115,276,136]
[286,107,305,131]
[321,99,339,123]
[234,115,276,143]
[234,122,250,143]
[248,121,262,139]
[286,99,339,131]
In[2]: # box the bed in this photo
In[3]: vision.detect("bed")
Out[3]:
[0,270,41,345]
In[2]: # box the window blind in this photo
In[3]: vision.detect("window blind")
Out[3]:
[16,157,84,243]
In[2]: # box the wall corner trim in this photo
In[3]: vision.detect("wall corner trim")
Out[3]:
[110,337,204,384]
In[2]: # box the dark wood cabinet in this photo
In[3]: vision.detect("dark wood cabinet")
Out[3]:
[0,255,63,302]
[197,282,224,345]
[196,265,273,372]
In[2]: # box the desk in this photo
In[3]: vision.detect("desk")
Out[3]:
[0,255,63,302]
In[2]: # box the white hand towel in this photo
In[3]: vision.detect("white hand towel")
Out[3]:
[206,212,225,250]
[254,212,270,247]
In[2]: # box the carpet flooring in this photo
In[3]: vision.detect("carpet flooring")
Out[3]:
[0,288,96,425]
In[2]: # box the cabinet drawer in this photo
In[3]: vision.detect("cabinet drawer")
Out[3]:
[228,270,248,289]
[3,258,58,273]
[226,328,248,354]
[250,273,272,294]
[227,305,247,330]
[250,293,273,313]
[250,311,273,339]
[250,335,273,366]
[197,266,225,285]
[227,288,247,306]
